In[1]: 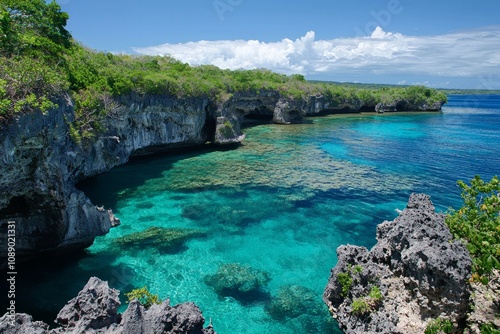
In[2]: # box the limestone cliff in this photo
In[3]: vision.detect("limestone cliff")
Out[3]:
[0,94,213,265]
[323,194,472,334]
[0,91,444,265]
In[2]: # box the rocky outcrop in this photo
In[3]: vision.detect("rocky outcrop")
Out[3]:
[375,100,444,113]
[323,194,472,334]
[0,277,215,334]
[0,94,213,266]
[0,90,445,266]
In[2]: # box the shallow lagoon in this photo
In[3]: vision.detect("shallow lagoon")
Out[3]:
[10,95,500,333]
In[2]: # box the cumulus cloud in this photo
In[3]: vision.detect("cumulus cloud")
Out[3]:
[133,26,500,82]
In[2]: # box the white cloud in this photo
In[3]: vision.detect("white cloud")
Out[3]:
[133,26,500,84]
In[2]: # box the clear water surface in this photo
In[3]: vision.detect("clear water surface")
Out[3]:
[8,95,500,333]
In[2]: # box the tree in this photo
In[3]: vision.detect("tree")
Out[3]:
[0,0,71,59]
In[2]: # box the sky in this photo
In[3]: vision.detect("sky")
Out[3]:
[57,0,500,89]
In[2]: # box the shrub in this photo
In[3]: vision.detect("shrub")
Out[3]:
[425,318,453,334]
[445,176,500,282]
[368,286,382,301]
[125,286,161,308]
[337,271,353,298]
[351,298,371,315]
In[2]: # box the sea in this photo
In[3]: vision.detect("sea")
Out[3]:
[4,94,500,333]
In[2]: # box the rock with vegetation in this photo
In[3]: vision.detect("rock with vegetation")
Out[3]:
[0,277,215,334]
[113,226,206,253]
[0,0,447,266]
[465,269,500,333]
[323,194,472,334]
[204,263,271,303]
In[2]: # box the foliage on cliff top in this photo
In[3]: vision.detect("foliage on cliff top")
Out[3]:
[0,0,447,129]
[446,176,500,282]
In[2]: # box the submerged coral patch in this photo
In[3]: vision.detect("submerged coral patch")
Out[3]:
[203,263,271,304]
[114,226,206,253]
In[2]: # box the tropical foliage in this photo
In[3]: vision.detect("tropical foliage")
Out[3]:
[445,176,500,282]
[0,0,447,142]
[125,286,161,308]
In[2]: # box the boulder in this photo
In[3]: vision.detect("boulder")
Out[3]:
[323,194,472,334]
[0,277,215,334]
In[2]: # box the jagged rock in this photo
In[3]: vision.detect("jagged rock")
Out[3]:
[375,102,397,113]
[323,194,472,334]
[214,116,245,144]
[53,276,121,332]
[204,263,270,303]
[465,269,500,333]
[0,277,215,334]
[0,313,49,334]
[0,94,213,266]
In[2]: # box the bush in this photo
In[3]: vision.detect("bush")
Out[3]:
[125,286,161,308]
[425,318,453,334]
[445,176,500,282]
[337,272,353,298]
[351,298,370,315]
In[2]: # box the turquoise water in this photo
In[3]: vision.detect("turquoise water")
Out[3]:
[8,95,500,333]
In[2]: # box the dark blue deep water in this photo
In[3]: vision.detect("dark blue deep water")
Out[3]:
[8,94,500,333]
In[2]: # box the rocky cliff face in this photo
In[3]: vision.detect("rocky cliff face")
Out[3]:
[0,94,213,265]
[0,91,444,265]
[323,194,472,334]
[0,277,215,334]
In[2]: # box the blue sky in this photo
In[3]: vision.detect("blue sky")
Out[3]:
[58,0,500,89]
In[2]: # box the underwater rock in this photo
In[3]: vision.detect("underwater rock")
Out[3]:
[0,277,215,334]
[265,285,322,321]
[204,263,271,303]
[323,193,472,334]
[114,227,206,253]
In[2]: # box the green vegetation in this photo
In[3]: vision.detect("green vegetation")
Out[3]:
[445,176,500,283]
[424,318,454,334]
[351,285,383,316]
[351,298,371,316]
[0,0,447,144]
[368,286,382,300]
[125,286,161,308]
[480,323,500,334]
[337,272,353,298]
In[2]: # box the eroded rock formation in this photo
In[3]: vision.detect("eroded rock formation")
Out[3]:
[323,194,472,334]
[0,277,215,334]
[0,91,444,266]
